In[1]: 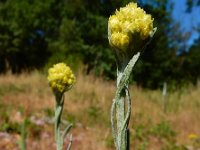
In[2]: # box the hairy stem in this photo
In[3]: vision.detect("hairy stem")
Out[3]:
[111,99,118,148]
[116,95,126,150]
[112,52,141,150]
[55,94,64,150]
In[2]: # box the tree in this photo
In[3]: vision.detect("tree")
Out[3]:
[1,0,198,89]
[0,0,65,73]
[131,0,177,89]
[182,35,200,84]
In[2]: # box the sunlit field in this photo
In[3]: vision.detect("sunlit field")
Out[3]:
[0,71,200,150]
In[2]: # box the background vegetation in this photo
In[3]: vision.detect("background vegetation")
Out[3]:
[0,0,200,89]
[0,72,200,150]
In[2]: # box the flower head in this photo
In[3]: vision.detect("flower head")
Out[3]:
[108,2,155,52]
[188,133,198,140]
[47,63,75,94]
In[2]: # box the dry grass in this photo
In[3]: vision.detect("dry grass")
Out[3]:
[0,71,200,150]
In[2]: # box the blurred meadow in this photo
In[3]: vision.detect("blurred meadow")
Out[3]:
[0,0,200,150]
[0,72,200,150]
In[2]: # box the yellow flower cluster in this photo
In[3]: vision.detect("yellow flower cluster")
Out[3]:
[108,2,154,51]
[47,63,75,93]
[188,133,198,140]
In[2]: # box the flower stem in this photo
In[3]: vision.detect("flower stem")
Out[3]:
[111,52,141,150]
[116,95,126,149]
[54,93,73,150]
[18,119,27,150]
[55,94,64,150]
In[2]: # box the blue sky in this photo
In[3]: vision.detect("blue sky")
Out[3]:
[172,0,200,46]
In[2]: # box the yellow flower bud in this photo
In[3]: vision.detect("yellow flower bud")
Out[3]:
[109,16,121,33]
[188,133,198,140]
[111,32,130,51]
[47,63,76,94]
